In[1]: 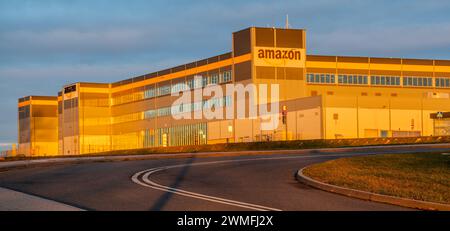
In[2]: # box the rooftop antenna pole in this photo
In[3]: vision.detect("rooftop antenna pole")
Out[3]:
[285,14,289,29]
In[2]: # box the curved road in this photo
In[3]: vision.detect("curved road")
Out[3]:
[1,146,443,211]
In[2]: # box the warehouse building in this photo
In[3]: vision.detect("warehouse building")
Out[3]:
[18,96,58,155]
[17,26,450,156]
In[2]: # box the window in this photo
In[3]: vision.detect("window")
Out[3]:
[370,76,400,86]
[338,74,368,85]
[112,112,142,124]
[144,110,156,119]
[144,87,155,99]
[157,107,170,117]
[194,76,203,89]
[202,76,208,87]
[221,71,232,83]
[224,95,232,106]
[187,79,194,89]
[306,73,335,84]
[307,74,313,83]
[436,77,450,88]
[210,73,219,85]
[157,85,171,96]
[403,77,432,87]
[171,82,186,93]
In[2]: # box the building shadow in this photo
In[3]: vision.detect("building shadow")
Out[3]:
[149,157,196,211]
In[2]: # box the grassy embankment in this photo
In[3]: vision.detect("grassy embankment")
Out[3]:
[303,152,450,204]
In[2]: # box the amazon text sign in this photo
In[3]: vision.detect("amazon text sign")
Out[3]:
[254,47,306,68]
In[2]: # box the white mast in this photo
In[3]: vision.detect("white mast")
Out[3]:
[285,14,289,29]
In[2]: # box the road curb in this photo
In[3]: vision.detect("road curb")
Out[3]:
[296,167,450,211]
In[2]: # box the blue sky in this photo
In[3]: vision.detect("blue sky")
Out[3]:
[1,0,450,149]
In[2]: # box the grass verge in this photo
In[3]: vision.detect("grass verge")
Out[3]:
[303,152,450,204]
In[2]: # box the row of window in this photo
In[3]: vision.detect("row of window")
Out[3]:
[113,95,232,124]
[112,111,143,124]
[403,77,433,87]
[307,73,368,85]
[371,76,401,86]
[143,71,232,100]
[338,74,368,85]
[144,96,232,119]
[307,73,450,88]
[112,71,232,106]
[436,78,450,88]
[306,73,335,84]
[81,98,110,107]
[112,91,144,105]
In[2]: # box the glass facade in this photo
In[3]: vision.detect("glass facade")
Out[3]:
[143,123,207,148]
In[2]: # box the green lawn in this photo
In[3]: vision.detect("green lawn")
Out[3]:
[303,152,450,204]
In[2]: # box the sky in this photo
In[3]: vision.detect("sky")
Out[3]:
[1,0,450,149]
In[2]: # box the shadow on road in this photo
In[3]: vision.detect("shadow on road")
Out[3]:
[149,157,196,211]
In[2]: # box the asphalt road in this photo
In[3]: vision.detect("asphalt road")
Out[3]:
[0,146,443,211]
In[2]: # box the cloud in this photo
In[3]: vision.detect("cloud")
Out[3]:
[2,28,150,51]
[1,0,450,144]
[309,23,450,58]
[0,62,183,83]
[0,26,174,58]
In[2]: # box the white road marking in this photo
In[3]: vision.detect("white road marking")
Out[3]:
[131,153,365,211]
[141,169,280,211]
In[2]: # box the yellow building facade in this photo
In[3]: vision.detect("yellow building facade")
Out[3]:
[17,27,450,156]
[18,96,58,156]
